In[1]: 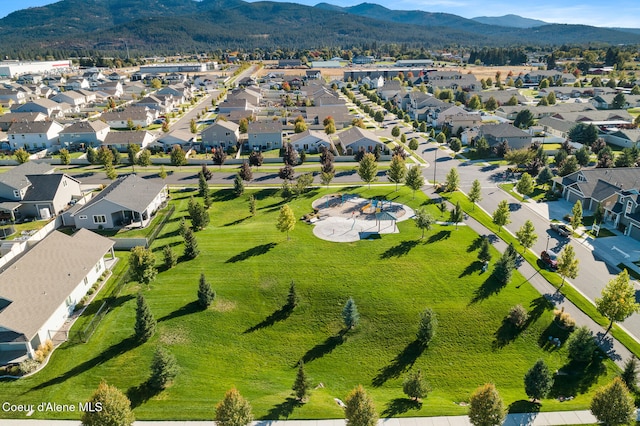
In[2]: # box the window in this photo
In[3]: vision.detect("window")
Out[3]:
[13,190,20,198]
[93,215,106,224]
[626,201,633,215]
[84,277,89,286]
[95,262,101,273]
[79,215,87,220]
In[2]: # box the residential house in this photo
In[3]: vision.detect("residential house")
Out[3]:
[157,129,194,149]
[247,121,283,151]
[65,76,91,91]
[306,70,322,80]
[0,88,27,105]
[93,81,124,99]
[77,89,97,104]
[18,173,83,219]
[591,94,640,110]
[537,116,575,139]
[377,80,404,101]
[15,74,43,85]
[306,106,352,128]
[0,162,54,203]
[604,129,640,149]
[0,229,115,365]
[518,71,576,86]
[201,120,240,149]
[335,126,387,156]
[0,112,46,131]
[51,90,87,108]
[218,98,253,115]
[13,99,67,118]
[164,73,187,84]
[7,120,64,150]
[136,94,174,113]
[70,174,168,230]
[100,107,154,129]
[229,88,261,108]
[436,105,482,132]
[102,130,154,152]
[289,130,334,154]
[157,85,191,104]
[59,120,110,148]
[606,188,640,239]
[478,123,533,150]
[495,103,596,120]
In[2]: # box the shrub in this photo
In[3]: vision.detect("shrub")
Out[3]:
[34,339,54,363]
[508,305,529,328]
[19,359,39,375]
[554,307,575,329]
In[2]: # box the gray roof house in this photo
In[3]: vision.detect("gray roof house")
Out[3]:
[0,162,54,202]
[69,174,168,230]
[7,120,64,150]
[0,112,47,132]
[604,129,640,149]
[100,107,155,129]
[335,126,387,156]
[606,188,640,240]
[18,173,83,220]
[0,229,115,365]
[247,121,283,151]
[478,123,533,150]
[59,120,110,147]
[289,130,334,154]
[201,120,240,149]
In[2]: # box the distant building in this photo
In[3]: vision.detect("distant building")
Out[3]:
[139,63,207,73]
[311,61,341,68]
[0,60,72,78]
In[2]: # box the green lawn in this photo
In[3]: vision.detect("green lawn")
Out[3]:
[499,183,547,202]
[0,187,618,420]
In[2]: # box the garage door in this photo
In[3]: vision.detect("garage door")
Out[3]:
[629,223,640,241]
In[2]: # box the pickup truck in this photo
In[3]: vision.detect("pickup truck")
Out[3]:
[550,223,571,237]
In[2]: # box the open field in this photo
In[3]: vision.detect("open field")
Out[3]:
[0,186,618,421]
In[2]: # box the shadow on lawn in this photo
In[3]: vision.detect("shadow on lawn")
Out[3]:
[492,317,525,349]
[551,358,606,398]
[30,336,139,391]
[469,273,506,304]
[379,240,420,259]
[300,330,347,364]
[244,304,293,333]
[508,400,541,422]
[262,396,302,420]
[538,321,572,352]
[382,398,421,417]
[158,301,201,323]
[223,216,250,227]
[426,230,451,244]
[226,242,277,263]
[127,381,161,409]
[372,340,425,387]
[459,260,484,278]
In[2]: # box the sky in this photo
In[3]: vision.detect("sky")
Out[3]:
[1,0,639,28]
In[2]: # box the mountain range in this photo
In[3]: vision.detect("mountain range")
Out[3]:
[0,0,639,57]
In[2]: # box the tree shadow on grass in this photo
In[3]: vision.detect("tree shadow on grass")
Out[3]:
[127,380,161,409]
[226,242,277,263]
[223,216,250,227]
[158,301,201,323]
[459,260,484,278]
[524,296,554,328]
[379,240,420,259]
[381,398,422,417]
[253,188,280,199]
[470,273,506,304]
[262,396,301,420]
[507,399,540,425]
[538,321,572,352]
[30,336,139,391]
[551,358,606,398]
[466,235,485,253]
[372,340,425,387]
[426,230,451,244]
[211,190,236,202]
[244,304,293,333]
[300,330,347,364]
[492,317,525,349]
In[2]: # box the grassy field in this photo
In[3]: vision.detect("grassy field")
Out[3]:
[0,186,618,421]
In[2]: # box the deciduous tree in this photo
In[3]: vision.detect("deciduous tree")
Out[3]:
[516,172,534,196]
[59,148,71,165]
[444,167,459,192]
[468,383,505,426]
[596,270,640,334]
[468,179,482,209]
[387,154,406,191]
[129,246,157,285]
[276,205,296,240]
[492,200,511,231]
[571,201,583,230]
[344,385,377,426]
[81,381,134,426]
[405,165,424,199]
[557,245,579,288]
[515,220,537,253]
[215,388,254,426]
[414,208,434,239]
[357,153,378,188]
[590,378,635,426]
[566,326,597,363]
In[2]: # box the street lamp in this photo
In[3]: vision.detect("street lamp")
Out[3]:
[546,234,550,251]
[433,144,437,185]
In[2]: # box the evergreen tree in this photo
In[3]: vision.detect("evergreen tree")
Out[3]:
[187,197,209,231]
[566,326,597,363]
[129,246,157,285]
[239,161,253,181]
[105,161,118,180]
[215,388,254,426]
[293,361,311,401]
[135,292,156,343]
[81,381,134,426]
[571,201,583,230]
[590,378,635,426]
[536,166,554,186]
[342,297,360,330]
[248,195,256,216]
[183,227,200,259]
[493,249,516,285]
[149,346,179,390]
[197,273,215,308]
[287,281,299,308]
[198,171,208,197]
[403,369,430,400]
[449,201,464,229]
[468,383,505,426]
[620,356,638,392]
[163,245,177,269]
[345,385,378,426]
[478,237,492,263]
[524,359,553,401]
[86,146,98,164]
[416,308,437,346]
[234,173,245,197]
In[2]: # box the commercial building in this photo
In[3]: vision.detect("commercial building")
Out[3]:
[0,60,72,78]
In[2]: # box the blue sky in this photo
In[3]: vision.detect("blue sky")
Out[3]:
[1,0,639,28]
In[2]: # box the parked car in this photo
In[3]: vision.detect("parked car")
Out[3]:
[550,223,571,237]
[541,250,558,270]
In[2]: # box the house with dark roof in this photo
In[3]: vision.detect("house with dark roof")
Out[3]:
[0,229,115,365]
[606,188,640,239]
[537,116,575,139]
[100,107,155,129]
[7,120,64,150]
[69,174,168,230]
[201,120,240,149]
[604,129,640,149]
[478,123,533,150]
[59,120,110,147]
[0,112,47,132]
[247,121,283,150]
[102,130,154,152]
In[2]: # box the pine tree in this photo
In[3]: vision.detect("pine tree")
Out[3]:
[620,356,638,392]
[403,369,430,400]
[134,292,156,343]
[197,273,215,308]
[287,281,298,308]
[493,249,516,285]
[293,361,311,401]
[524,359,553,401]
[342,297,360,330]
[248,195,256,216]
[416,308,437,346]
[163,245,177,269]
[149,346,179,390]
[478,237,492,263]
[449,201,463,229]
[198,171,208,197]
[183,227,200,259]
[234,173,245,197]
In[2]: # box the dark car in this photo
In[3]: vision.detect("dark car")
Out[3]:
[550,223,571,237]
[541,250,558,270]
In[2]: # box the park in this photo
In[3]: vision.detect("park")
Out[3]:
[0,185,620,421]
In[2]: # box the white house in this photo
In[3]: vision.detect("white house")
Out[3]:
[7,120,64,149]
[289,130,334,153]
[0,229,115,365]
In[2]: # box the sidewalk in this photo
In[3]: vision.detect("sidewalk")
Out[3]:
[427,187,634,369]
